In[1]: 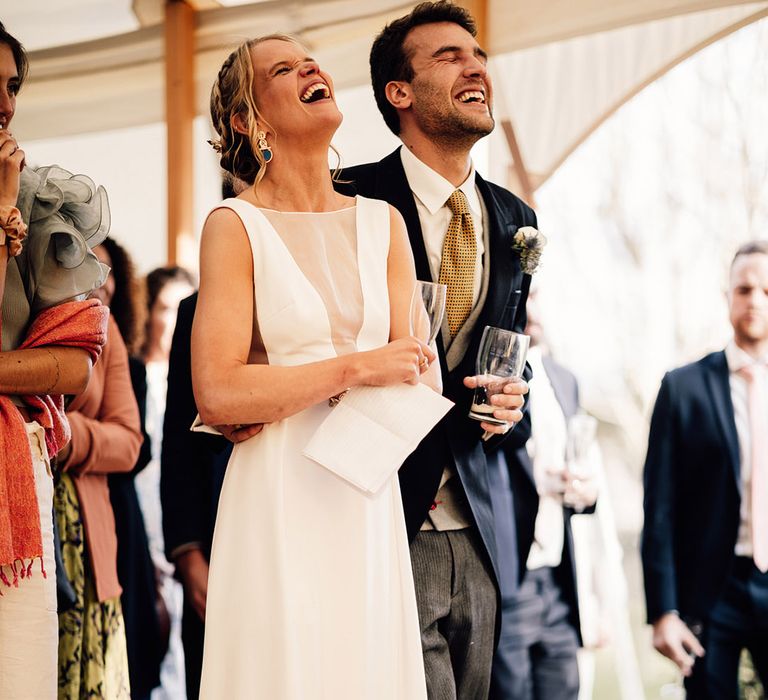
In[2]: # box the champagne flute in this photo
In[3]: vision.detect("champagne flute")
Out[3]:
[410,281,447,345]
[468,326,529,424]
[562,413,598,507]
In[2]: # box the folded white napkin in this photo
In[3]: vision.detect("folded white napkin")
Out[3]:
[190,414,222,436]
[303,383,453,494]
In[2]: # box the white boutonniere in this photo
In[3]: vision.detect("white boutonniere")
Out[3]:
[512,226,547,275]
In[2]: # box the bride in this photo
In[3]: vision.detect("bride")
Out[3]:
[192,35,435,699]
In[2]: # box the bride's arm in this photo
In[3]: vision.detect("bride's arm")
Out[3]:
[385,205,441,393]
[192,207,432,426]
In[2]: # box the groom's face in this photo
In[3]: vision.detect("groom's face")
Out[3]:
[401,22,494,143]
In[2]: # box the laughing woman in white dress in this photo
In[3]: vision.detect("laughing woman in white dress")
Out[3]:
[192,35,433,699]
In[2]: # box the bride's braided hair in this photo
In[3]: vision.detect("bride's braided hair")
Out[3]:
[209,35,295,186]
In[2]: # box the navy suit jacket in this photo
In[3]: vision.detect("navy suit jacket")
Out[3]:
[340,148,537,588]
[641,350,743,624]
[501,356,586,642]
[160,293,230,562]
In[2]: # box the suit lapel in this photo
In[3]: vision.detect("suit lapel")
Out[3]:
[371,149,431,282]
[704,351,741,489]
[371,148,448,376]
[474,175,520,331]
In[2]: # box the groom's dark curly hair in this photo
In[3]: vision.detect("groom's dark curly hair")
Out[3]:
[370,1,476,136]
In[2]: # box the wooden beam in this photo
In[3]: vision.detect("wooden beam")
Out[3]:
[501,118,536,208]
[460,0,488,48]
[459,0,537,204]
[133,0,165,27]
[164,0,195,266]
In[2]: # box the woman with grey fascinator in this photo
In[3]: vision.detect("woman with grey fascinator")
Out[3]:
[0,21,112,698]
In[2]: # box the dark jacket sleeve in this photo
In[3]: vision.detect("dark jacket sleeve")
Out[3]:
[129,356,152,474]
[641,372,679,622]
[160,294,230,560]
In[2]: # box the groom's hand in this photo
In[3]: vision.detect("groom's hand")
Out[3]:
[176,548,210,621]
[462,376,528,434]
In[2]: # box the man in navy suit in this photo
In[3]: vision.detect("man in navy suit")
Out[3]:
[642,240,768,697]
[341,3,537,696]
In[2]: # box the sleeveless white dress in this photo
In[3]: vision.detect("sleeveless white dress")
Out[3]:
[199,196,427,699]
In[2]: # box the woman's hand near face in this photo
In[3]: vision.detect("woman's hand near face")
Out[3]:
[0,129,24,207]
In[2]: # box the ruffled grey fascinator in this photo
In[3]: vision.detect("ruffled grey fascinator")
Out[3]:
[15,165,110,310]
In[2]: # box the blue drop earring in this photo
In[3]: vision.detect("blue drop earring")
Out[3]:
[257,131,273,163]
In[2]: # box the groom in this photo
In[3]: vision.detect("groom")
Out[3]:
[341,2,539,696]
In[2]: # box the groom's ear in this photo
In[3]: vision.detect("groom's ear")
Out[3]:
[385,81,412,111]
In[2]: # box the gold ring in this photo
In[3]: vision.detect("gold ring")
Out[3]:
[419,358,429,369]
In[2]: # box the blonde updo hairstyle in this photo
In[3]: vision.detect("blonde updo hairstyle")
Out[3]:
[210,34,298,187]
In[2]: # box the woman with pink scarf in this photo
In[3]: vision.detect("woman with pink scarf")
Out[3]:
[0,21,109,698]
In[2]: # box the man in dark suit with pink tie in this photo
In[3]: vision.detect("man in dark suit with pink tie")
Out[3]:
[642,240,768,697]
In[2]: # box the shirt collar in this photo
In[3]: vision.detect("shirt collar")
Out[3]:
[725,339,768,373]
[399,146,480,216]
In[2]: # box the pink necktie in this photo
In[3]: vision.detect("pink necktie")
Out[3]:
[741,364,768,573]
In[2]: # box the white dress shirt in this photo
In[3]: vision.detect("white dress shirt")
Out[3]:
[399,146,485,306]
[400,146,484,531]
[525,347,566,570]
[724,341,768,557]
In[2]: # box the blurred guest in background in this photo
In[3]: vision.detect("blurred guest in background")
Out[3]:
[55,293,143,699]
[1,21,110,697]
[642,240,768,697]
[135,266,195,699]
[94,239,165,700]
[490,287,597,700]
[569,436,643,700]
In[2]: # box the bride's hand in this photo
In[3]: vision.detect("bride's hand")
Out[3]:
[354,337,436,387]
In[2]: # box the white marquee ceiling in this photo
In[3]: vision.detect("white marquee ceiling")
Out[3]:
[6,0,768,190]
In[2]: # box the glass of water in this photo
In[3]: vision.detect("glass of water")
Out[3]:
[468,326,529,425]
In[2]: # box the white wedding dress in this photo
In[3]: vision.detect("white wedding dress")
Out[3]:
[199,196,427,699]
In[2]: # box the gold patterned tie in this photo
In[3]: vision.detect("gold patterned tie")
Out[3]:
[438,190,477,337]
